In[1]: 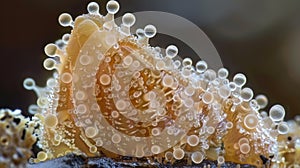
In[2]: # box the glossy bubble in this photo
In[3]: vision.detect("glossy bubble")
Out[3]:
[43,58,56,70]
[195,60,207,73]
[166,45,178,58]
[136,28,145,37]
[44,114,58,128]
[217,68,229,79]
[144,25,157,38]
[87,2,100,15]
[269,104,285,122]
[58,13,73,27]
[173,148,184,160]
[23,78,36,90]
[277,122,289,134]
[244,114,258,129]
[187,135,199,147]
[62,33,70,43]
[106,0,119,14]
[240,143,251,154]
[191,151,204,164]
[241,87,253,102]
[255,94,268,109]
[233,73,247,87]
[182,58,192,67]
[122,13,136,27]
[44,43,57,57]
[218,85,231,99]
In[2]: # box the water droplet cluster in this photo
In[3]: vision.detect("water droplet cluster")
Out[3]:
[23,1,300,167]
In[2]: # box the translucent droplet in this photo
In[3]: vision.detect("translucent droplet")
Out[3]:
[207,126,215,134]
[166,45,178,58]
[173,60,181,68]
[100,74,111,86]
[181,67,191,78]
[58,13,73,27]
[123,56,133,66]
[136,28,145,38]
[156,60,165,70]
[249,99,259,110]
[255,94,268,109]
[240,143,251,154]
[62,33,70,43]
[96,139,103,147]
[151,128,161,136]
[43,58,56,70]
[144,25,157,38]
[44,43,57,57]
[173,148,184,160]
[228,82,236,91]
[191,151,204,164]
[183,98,194,108]
[89,145,97,153]
[80,55,92,65]
[187,135,199,147]
[111,133,121,144]
[47,78,56,88]
[85,126,98,138]
[233,73,247,87]
[106,0,119,14]
[151,145,161,155]
[23,78,36,90]
[243,114,258,129]
[204,69,217,81]
[240,87,253,101]
[182,58,192,67]
[37,151,47,162]
[77,104,87,114]
[61,72,72,84]
[116,99,127,111]
[75,91,86,101]
[260,111,268,119]
[202,92,214,104]
[28,104,39,114]
[122,13,136,27]
[162,75,174,87]
[87,2,100,15]
[218,68,229,79]
[226,122,233,129]
[269,104,285,122]
[195,60,207,73]
[184,86,195,96]
[44,114,58,128]
[278,122,289,134]
[37,97,48,108]
[238,137,249,146]
[218,85,231,99]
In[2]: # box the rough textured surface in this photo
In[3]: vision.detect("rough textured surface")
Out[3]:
[27,154,257,168]
[0,109,37,168]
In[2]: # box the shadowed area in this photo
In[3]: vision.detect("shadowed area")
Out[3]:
[27,154,256,168]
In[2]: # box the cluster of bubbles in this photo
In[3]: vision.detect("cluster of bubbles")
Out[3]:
[22,1,300,167]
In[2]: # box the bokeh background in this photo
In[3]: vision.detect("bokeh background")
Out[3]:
[0,0,299,119]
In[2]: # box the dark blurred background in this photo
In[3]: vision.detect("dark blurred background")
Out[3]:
[0,0,299,119]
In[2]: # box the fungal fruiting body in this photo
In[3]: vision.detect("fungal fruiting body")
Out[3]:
[0,109,37,167]
[22,1,300,167]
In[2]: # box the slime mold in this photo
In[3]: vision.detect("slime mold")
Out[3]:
[0,1,298,168]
